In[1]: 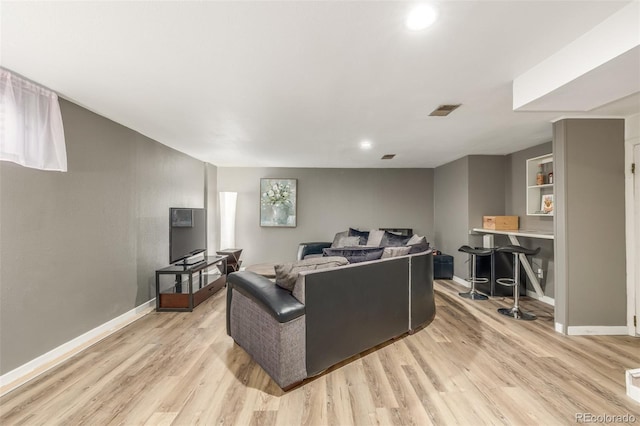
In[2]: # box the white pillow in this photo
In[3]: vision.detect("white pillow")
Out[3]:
[407,234,425,245]
[366,229,385,246]
[381,246,411,258]
[331,230,349,248]
[336,236,361,247]
[275,256,349,291]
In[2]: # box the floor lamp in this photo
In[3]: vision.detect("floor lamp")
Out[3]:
[219,191,237,250]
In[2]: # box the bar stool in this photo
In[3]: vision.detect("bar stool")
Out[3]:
[495,245,540,320]
[458,245,492,300]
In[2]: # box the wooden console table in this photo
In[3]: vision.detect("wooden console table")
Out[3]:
[155,256,227,312]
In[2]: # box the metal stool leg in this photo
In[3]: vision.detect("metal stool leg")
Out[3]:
[459,253,489,300]
[498,252,536,320]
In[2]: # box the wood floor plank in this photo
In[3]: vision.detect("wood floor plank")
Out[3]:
[143,411,179,426]
[273,383,305,426]
[249,409,277,426]
[325,366,355,426]
[361,352,399,409]
[376,344,434,426]
[1,281,639,425]
[299,373,328,426]
[401,364,457,425]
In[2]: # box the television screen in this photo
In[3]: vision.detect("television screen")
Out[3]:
[171,209,193,227]
[170,208,206,264]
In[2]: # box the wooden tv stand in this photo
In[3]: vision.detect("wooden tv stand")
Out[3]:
[155,256,227,312]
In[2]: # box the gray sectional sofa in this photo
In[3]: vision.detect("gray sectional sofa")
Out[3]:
[226,250,436,389]
[296,228,430,262]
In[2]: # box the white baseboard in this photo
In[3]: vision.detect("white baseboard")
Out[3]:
[452,275,470,287]
[555,322,564,334]
[567,325,630,336]
[0,298,155,397]
[526,290,555,306]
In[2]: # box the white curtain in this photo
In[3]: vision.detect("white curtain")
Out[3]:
[219,192,238,250]
[0,68,67,171]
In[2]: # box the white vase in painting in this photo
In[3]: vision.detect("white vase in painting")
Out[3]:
[271,204,288,225]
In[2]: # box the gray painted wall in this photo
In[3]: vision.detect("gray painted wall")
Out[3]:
[0,99,205,374]
[467,155,507,249]
[434,155,507,278]
[554,119,626,328]
[468,155,506,229]
[217,167,434,266]
[505,143,555,298]
[434,157,469,278]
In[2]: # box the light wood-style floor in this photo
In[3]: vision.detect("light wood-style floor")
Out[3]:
[1,280,639,425]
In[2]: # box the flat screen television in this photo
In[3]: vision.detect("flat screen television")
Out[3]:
[169,207,207,265]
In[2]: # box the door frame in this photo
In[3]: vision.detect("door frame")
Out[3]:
[625,135,640,336]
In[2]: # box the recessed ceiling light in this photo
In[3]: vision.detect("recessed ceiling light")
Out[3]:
[360,140,372,150]
[406,4,438,31]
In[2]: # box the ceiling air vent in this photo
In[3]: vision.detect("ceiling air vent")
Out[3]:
[429,104,462,117]
[381,154,396,160]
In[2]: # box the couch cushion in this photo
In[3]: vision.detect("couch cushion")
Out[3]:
[380,231,412,247]
[275,256,349,292]
[407,236,430,254]
[322,246,385,263]
[348,228,370,245]
[303,253,324,260]
[381,246,411,258]
[331,230,349,248]
[406,234,424,245]
[335,236,361,247]
[366,229,385,247]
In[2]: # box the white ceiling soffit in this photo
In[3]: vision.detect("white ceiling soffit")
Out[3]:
[517,47,640,112]
[513,1,640,112]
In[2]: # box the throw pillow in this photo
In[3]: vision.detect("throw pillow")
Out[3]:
[380,230,412,247]
[381,246,411,259]
[366,229,385,247]
[322,246,385,263]
[336,236,361,248]
[275,256,349,292]
[331,230,349,248]
[406,236,431,254]
[406,234,424,245]
[348,228,370,245]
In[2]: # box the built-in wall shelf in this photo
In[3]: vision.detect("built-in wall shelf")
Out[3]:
[527,183,554,190]
[526,153,554,217]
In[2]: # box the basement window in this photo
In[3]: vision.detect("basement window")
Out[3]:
[0,68,67,171]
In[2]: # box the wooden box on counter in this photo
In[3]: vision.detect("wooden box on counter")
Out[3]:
[483,215,519,230]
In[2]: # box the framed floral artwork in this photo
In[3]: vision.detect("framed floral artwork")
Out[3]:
[260,178,297,227]
[541,194,554,214]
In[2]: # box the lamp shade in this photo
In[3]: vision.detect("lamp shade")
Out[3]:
[219,192,237,250]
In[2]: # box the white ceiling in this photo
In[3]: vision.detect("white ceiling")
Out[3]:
[1,1,638,168]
